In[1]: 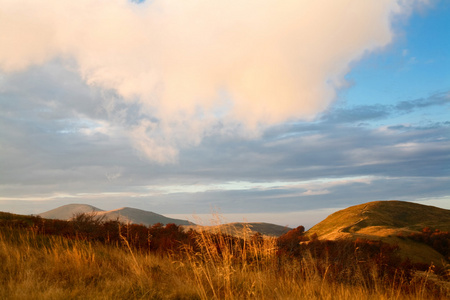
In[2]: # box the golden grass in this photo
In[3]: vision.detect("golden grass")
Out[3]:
[1,225,448,300]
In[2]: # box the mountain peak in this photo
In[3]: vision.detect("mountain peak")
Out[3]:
[39,204,192,226]
[39,204,103,220]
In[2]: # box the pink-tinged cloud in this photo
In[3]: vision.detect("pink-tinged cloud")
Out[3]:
[0,0,427,163]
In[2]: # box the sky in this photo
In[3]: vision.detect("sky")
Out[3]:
[0,0,449,229]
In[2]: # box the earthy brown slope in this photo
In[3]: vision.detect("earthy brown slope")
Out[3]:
[306,200,450,265]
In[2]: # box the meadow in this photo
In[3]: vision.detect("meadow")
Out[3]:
[0,212,448,299]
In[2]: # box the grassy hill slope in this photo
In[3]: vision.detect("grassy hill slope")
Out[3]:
[306,200,450,265]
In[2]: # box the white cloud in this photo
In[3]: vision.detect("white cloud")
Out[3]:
[0,0,427,162]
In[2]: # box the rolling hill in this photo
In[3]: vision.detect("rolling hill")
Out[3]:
[35,200,450,263]
[39,204,192,226]
[306,200,450,265]
[39,204,291,236]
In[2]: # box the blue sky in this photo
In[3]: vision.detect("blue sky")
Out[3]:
[344,2,449,112]
[0,0,449,228]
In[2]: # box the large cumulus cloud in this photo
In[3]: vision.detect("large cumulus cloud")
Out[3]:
[0,0,427,162]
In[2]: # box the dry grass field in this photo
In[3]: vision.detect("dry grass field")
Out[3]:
[1,211,449,300]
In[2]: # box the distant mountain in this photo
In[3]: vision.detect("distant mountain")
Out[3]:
[183,222,292,237]
[39,204,289,235]
[39,204,103,220]
[306,200,450,265]
[96,207,192,226]
[39,204,192,226]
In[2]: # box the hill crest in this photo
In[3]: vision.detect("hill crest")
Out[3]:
[307,200,450,240]
[306,200,450,265]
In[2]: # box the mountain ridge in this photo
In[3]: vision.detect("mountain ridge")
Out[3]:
[38,204,293,236]
[39,204,103,220]
[39,204,192,226]
[33,200,450,253]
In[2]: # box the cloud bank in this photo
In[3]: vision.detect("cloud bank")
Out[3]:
[0,0,425,162]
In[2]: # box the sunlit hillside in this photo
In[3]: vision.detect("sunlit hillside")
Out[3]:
[306,201,450,265]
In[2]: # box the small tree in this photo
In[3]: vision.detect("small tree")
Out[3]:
[277,226,306,255]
